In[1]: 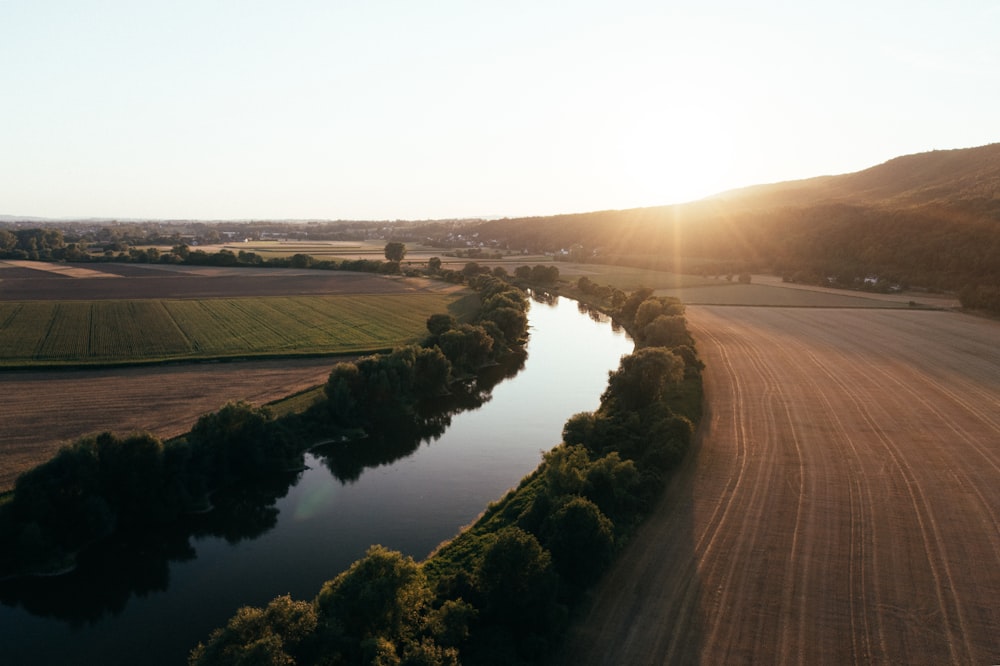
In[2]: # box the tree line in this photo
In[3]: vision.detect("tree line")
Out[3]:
[1,229,567,293]
[188,284,704,665]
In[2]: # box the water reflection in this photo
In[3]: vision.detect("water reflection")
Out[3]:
[533,288,622,330]
[530,289,559,306]
[0,471,298,624]
[576,299,618,326]
[314,350,525,484]
[0,527,190,625]
[0,350,526,624]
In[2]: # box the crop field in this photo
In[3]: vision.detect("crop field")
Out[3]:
[0,293,462,366]
[561,306,1000,664]
[0,262,473,366]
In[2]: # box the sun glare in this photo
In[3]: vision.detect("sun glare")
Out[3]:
[610,92,738,208]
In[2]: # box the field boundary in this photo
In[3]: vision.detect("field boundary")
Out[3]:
[0,348,394,372]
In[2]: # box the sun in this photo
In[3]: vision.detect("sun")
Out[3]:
[611,101,740,208]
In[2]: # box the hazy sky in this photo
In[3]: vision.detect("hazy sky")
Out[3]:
[2,1,998,220]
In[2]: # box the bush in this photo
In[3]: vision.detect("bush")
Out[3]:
[543,496,614,587]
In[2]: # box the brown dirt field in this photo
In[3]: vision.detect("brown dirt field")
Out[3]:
[559,307,1000,664]
[0,262,463,300]
[0,260,122,279]
[0,358,345,493]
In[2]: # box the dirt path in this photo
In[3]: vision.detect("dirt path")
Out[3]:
[0,358,341,492]
[558,307,1000,664]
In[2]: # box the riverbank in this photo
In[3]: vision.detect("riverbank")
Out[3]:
[190,285,703,665]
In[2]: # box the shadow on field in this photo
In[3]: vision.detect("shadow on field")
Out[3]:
[553,396,707,665]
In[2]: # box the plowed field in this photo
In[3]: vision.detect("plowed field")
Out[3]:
[0,358,341,492]
[560,307,1000,664]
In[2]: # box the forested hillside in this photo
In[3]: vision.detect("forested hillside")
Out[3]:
[470,143,1000,302]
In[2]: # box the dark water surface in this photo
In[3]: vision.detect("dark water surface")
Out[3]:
[0,296,632,665]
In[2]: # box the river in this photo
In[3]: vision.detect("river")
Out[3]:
[0,295,632,665]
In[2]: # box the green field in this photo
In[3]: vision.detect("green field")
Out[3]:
[0,293,470,367]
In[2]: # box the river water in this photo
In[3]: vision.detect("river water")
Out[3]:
[0,295,632,665]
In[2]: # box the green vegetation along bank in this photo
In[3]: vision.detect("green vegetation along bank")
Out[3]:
[188,284,703,665]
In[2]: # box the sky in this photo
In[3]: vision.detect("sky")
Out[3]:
[1,0,998,221]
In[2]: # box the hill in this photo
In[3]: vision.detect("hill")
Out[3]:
[714,143,1000,212]
[470,143,1000,299]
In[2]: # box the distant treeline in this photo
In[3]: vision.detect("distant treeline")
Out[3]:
[0,275,530,579]
[0,228,407,273]
[188,285,704,666]
[0,229,564,291]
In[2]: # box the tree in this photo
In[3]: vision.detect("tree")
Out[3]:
[325,362,361,425]
[427,256,442,273]
[437,324,494,373]
[530,264,559,284]
[410,345,453,396]
[641,314,691,348]
[476,527,556,625]
[95,431,170,525]
[602,347,685,411]
[617,287,654,324]
[426,313,456,337]
[562,412,596,448]
[315,545,431,651]
[187,401,292,484]
[384,242,407,262]
[289,253,312,268]
[480,306,527,344]
[0,229,16,252]
[634,299,665,330]
[189,595,317,666]
[543,496,615,586]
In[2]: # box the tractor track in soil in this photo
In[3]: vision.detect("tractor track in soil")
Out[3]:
[559,306,1000,665]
